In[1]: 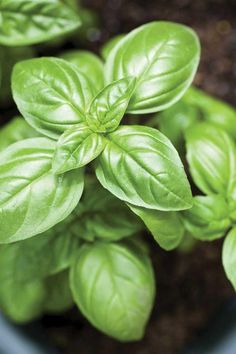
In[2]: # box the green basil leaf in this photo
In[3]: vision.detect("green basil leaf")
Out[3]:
[150,100,198,154]
[0,0,81,46]
[0,116,39,152]
[0,137,84,243]
[53,123,106,174]
[183,86,236,139]
[105,21,200,113]
[60,50,104,92]
[185,123,236,196]
[0,279,45,323]
[75,177,142,242]
[12,57,96,139]
[86,77,136,133]
[0,225,79,284]
[128,204,184,250]
[44,271,73,313]
[70,240,155,341]
[183,195,231,240]
[96,125,192,211]
[223,228,236,291]
[101,34,125,60]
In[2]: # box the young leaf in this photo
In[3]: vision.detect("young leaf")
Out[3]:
[128,204,184,250]
[185,123,236,196]
[95,125,192,211]
[0,138,84,243]
[53,123,106,174]
[12,58,96,139]
[223,228,236,291]
[183,195,231,240]
[60,50,104,92]
[105,21,200,113]
[70,240,155,341]
[86,77,136,133]
[0,0,81,46]
[0,116,39,152]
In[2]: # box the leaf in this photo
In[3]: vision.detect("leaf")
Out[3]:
[44,271,74,313]
[185,122,236,196]
[70,240,155,341]
[183,195,231,240]
[0,222,80,284]
[105,21,200,113]
[0,278,45,323]
[0,137,84,243]
[95,125,192,211]
[128,204,184,250]
[0,0,81,46]
[60,50,104,92]
[150,100,198,154]
[183,86,236,139]
[0,116,39,152]
[12,57,96,139]
[101,34,125,60]
[53,123,106,174]
[76,177,142,242]
[223,228,236,291]
[86,77,136,133]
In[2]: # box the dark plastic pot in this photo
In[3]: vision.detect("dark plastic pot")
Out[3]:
[0,314,59,354]
[181,296,236,354]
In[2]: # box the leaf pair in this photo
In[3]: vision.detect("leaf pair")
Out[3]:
[183,122,236,240]
[52,76,136,173]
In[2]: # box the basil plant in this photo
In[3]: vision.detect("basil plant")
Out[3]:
[151,85,236,294]
[0,21,201,341]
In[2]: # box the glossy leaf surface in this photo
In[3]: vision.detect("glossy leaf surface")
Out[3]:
[87,77,136,133]
[0,138,84,243]
[12,58,95,139]
[53,123,106,173]
[96,125,192,211]
[70,240,155,341]
[105,21,200,113]
[185,123,236,196]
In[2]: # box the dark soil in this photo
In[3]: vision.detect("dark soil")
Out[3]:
[42,1,236,353]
